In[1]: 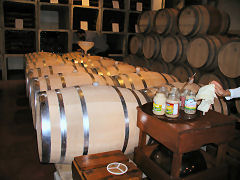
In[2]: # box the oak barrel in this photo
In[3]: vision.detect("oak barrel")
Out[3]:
[115,72,178,90]
[198,72,236,90]
[171,64,200,83]
[26,53,67,73]
[154,8,179,35]
[187,35,228,71]
[36,85,148,163]
[235,100,240,114]
[124,55,149,68]
[143,33,162,59]
[28,63,142,100]
[30,72,115,127]
[27,63,141,92]
[218,39,240,78]
[148,60,175,74]
[26,55,118,74]
[137,11,156,33]
[161,35,188,64]
[178,5,227,37]
[218,11,230,34]
[129,34,144,56]
[31,71,177,127]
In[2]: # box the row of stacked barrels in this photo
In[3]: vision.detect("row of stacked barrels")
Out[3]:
[26,51,237,164]
[131,5,240,78]
[25,51,181,164]
[137,5,230,36]
[128,5,240,114]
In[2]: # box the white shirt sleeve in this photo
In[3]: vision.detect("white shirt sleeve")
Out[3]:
[225,87,240,100]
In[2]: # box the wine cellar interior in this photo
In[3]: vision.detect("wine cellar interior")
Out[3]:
[0,0,240,180]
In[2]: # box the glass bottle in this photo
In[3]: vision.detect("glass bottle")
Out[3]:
[180,89,190,110]
[184,91,197,115]
[165,87,180,118]
[153,86,168,115]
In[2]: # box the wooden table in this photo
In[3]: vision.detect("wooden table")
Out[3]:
[134,102,237,180]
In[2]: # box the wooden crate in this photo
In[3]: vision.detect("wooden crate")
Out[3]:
[72,150,142,180]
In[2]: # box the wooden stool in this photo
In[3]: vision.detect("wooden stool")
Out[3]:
[134,102,237,180]
[72,150,142,180]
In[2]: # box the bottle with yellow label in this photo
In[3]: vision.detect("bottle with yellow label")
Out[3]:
[184,90,197,114]
[165,87,180,118]
[153,86,168,115]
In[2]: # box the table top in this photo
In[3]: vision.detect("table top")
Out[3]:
[137,103,237,153]
[138,102,236,134]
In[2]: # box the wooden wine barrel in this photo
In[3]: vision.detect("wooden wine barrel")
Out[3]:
[143,33,162,59]
[69,53,116,63]
[25,53,67,72]
[161,35,188,64]
[171,64,200,83]
[148,60,175,74]
[26,64,85,97]
[171,82,200,94]
[154,8,179,35]
[30,72,116,127]
[218,39,240,78]
[187,35,228,71]
[171,82,229,115]
[27,55,118,73]
[218,11,230,35]
[36,85,148,163]
[137,11,156,33]
[124,55,149,69]
[235,100,240,114]
[27,64,86,80]
[91,64,147,76]
[73,58,124,70]
[30,71,177,125]
[27,62,139,83]
[25,54,118,96]
[198,72,230,89]
[62,52,84,60]
[129,34,144,56]
[115,71,178,91]
[26,63,143,98]
[178,5,227,37]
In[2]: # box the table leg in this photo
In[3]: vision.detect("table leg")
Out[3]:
[138,131,146,148]
[171,152,182,178]
[217,143,227,166]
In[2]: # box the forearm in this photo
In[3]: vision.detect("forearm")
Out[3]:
[225,87,240,100]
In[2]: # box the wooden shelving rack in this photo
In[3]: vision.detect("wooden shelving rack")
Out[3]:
[0,0,151,80]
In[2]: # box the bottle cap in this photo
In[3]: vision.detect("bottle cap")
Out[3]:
[93,82,99,86]
[136,67,140,74]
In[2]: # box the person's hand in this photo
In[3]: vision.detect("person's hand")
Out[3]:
[210,81,231,97]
